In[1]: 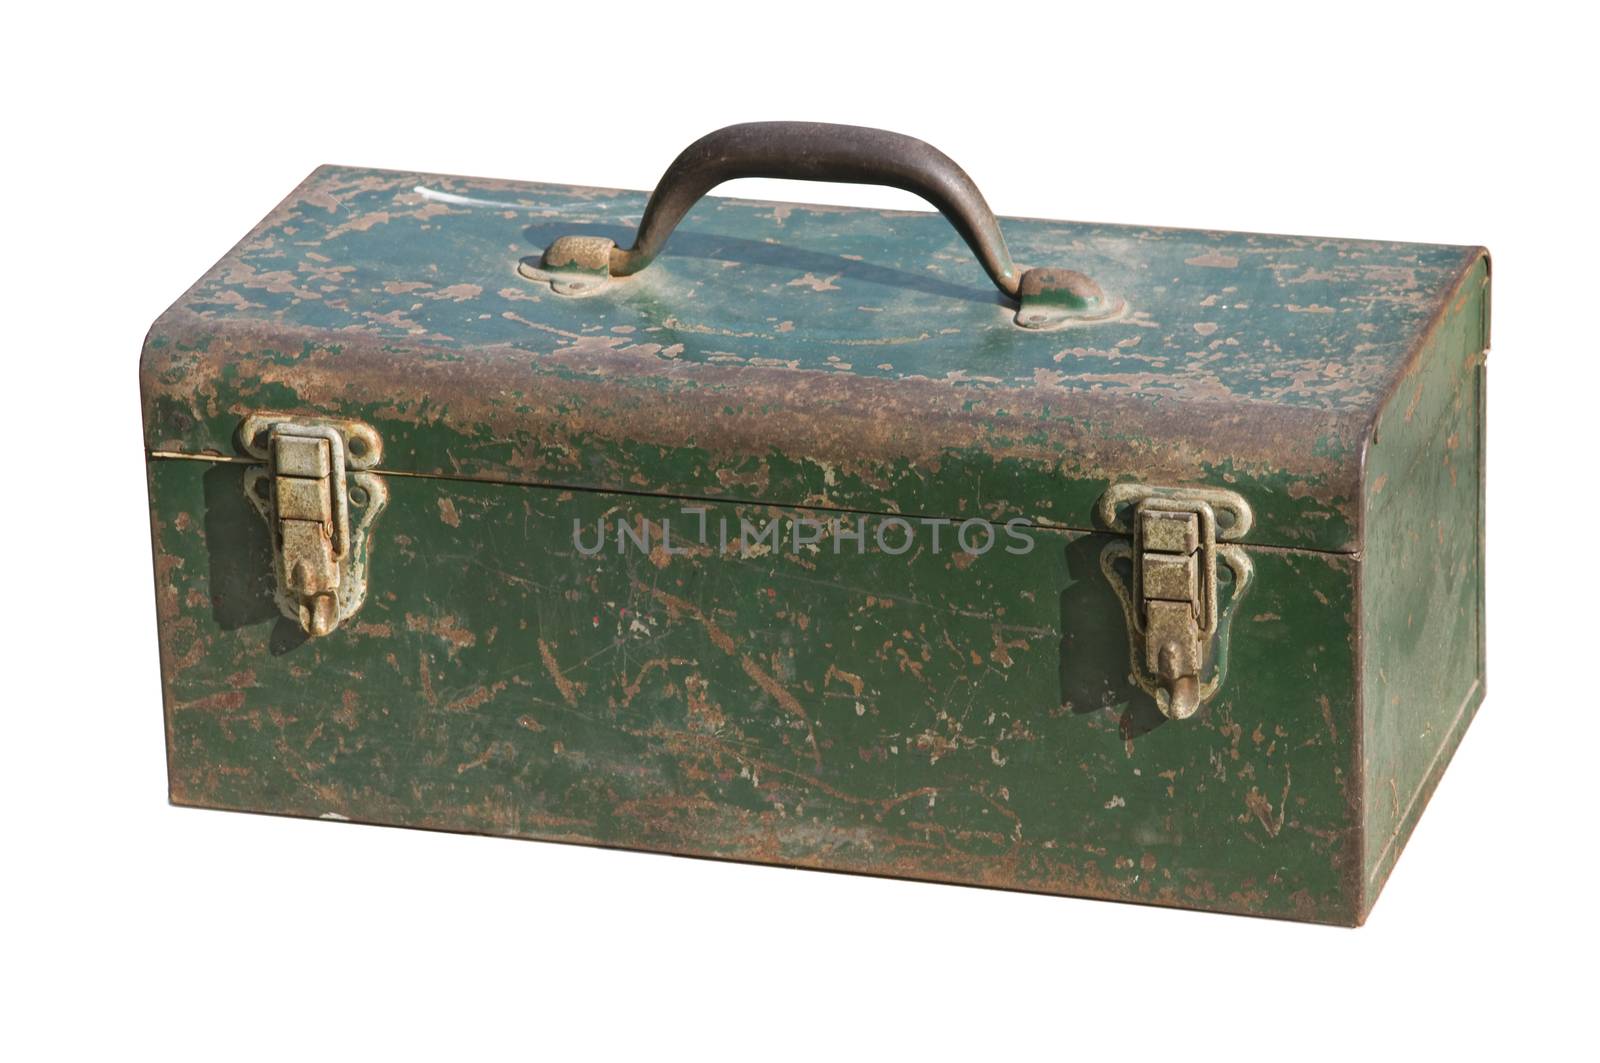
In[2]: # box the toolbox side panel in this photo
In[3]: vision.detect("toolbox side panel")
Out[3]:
[150,460,1363,922]
[1359,255,1489,916]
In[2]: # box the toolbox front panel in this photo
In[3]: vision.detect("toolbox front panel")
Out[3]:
[151,458,1362,922]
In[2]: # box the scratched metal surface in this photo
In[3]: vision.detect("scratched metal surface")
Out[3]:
[1358,261,1488,913]
[141,166,1484,553]
[152,463,1362,923]
[141,166,1489,924]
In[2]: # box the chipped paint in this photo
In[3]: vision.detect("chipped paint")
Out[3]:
[150,462,1367,922]
[141,164,1489,925]
[142,165,1486,554]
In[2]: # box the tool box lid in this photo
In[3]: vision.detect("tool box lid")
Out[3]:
[141,161,1487,553]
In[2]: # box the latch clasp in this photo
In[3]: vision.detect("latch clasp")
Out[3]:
[241,415,387,638]
[1097,484,1253,720]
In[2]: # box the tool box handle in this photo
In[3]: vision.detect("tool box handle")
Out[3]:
[534,122,1121,329]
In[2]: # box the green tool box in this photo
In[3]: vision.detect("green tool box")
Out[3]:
[141,123,1488,924]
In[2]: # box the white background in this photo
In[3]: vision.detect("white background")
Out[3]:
[4,2,1595,1058]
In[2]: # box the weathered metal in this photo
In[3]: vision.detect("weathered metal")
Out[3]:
[1102,489,1252,720]
[238,415,387,636]
[141,124,1489,924]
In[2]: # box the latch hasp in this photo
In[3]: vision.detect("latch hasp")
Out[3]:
[1098,484,1254,720]
[240,414,387,637]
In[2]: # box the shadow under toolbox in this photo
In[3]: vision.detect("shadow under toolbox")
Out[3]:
[141,122,1488,924]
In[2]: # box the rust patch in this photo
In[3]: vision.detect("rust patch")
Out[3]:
[640,582,737,655]
[406,612,476,654]
[786,272,841,292]
[621,658,692,707]
[538,639,586,705]
[334,690,360,729]
[824,664,865,697]
[448,681,508,713]
[175,691,246,713]
[1185,251,1239,269]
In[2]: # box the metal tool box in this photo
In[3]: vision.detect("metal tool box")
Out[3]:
[142,122,1488,923]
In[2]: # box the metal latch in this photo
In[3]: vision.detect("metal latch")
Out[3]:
[1097,484,1254,720]
[240,415,387,638]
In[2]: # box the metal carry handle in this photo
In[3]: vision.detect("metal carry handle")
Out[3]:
[529,122,1122,329]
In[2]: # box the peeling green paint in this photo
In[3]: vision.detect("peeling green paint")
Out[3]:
[141,166,1488,923]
